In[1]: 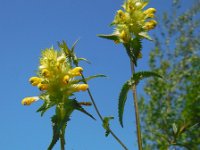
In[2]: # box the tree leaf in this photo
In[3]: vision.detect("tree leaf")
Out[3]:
[172,123,178,135]
[118,81,131,127]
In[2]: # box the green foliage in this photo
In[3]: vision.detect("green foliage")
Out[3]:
[139,0,200,149]
[118,71,161,127]
[47,99,95,150]
[123,38,142,66]
[118,81,130,127]
[98,34,119,41]
[102,116,114,137]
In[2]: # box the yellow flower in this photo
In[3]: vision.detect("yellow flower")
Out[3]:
[63,75,70,84]
[38,83,48,91]
[72,84,88,92]
[29,77,41,86]
[21,97,39,105]
[144,8,156,19]
[68,67,83,77]
[143,20,157,30]
[119,30,129,43]
[41,69,51,77]
[112,0,157,42]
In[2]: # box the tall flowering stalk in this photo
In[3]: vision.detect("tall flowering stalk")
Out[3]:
[99,0,161,150]
[21,41,127,150]
[21,45,98,150]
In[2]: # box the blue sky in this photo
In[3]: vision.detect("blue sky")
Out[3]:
[0,0,193,150]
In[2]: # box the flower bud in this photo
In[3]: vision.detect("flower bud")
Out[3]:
[68,67,83,77]
[72,84,88,92]
[38,83,48,91]
[63,75,70,84]
[119,30,129,43]
[143,20,157,30]
[144,8,156,15]
[29,77,41,86]
[41,69,51,77]
[21,97,39,105]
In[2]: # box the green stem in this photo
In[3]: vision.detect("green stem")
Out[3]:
[130,61,143,150]
[60,129,65,150]
[80,73,128,150]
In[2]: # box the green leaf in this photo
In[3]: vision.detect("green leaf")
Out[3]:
[37,101,56,116]
[124,38,142,66]
[97,34,119,41]
[47,115,61,150]
[71,100,95,120]
[118,71,161,127]
[138,32,153,41]
[130,71,162,85]
[103,116,114,137]
[71,74,106,84]
[85,74,107,82]
[57,41,71,56]
[118,81,131,127]
[77,58,91,64]
[71,39,79,53]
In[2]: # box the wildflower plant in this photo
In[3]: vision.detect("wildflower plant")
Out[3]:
[21,41,107,150]
[99,0,161,150]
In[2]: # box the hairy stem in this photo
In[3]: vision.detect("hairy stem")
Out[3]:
[80,73,128,150]
[130,61,143,150]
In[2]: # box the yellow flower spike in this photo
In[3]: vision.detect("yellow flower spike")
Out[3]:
[41,69,51,77]
[38,83,48,91]
[29,77,41,86]
[63,75,70,84]
[21,96,39,105]
[68,67,83,77]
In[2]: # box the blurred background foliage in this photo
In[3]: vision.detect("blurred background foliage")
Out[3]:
[139,0,200,149]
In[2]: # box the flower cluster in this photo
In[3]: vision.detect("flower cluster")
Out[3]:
[112,0,157,43]
[21,48,88,106]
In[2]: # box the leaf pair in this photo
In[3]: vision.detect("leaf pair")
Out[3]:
[48,99,95,150]
[118,71,162,127]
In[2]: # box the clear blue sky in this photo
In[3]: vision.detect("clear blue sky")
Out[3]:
[0,0,193,150]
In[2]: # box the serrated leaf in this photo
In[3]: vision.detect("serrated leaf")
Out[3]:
[124,38,142,66]
[47,115,61,150]
[97,34,119,41]
[139,32,153,41]
[37,101,56,116]
[118,81,131,127]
